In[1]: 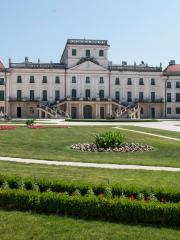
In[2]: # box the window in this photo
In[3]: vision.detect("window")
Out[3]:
[30,76,34,83]
[176,108,180,114]
[167,82,171,88]
[115,91,120,100]
[42,76,47,83]
[86,77,90,83]
[127,78,132,85]
[55,90,60,101]
[72,76,76,83]
[86,50,90,57]
[17,90,21,100]
[115,78,120,85]
[0,78,4,85]
[72,89,76,98]
[99,50,104,57]
[151,78,155,85]
[17,76,22,83]
[167,108,171,114]
[30,90,34,101]
[140,108,143,114]
[0,91,4,101]
[99,89,104,98]
[139,92,143,101]
[176,93,180,102]
[167,93,171,102]
[30,107,34,114]
[139,78,144,85]
[55,76,60,84]
[127,92,132,102]
[42,90,47,101]
[86,89,90,98]
[99,77,104,84]
[151,92,155,100]
[176,82,180,88]
[72,49,76,56]
[0,107,4,113]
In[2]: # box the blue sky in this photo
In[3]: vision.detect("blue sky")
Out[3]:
[0,0,180,68]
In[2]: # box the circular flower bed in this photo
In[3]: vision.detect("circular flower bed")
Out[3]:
[71,142,154,152]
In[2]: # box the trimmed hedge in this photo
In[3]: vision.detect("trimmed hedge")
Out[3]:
[0,174,180,203]
[65,119,158,122]
[0,188,180,225]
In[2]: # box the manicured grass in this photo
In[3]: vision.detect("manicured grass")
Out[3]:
[119,126,180,139]
[0,126,180,167]
[1,161,180,189]
[0,208,180,240]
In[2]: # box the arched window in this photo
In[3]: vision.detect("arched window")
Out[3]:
[115,78,120,85]
[86,76,90,83]
[99,77,104,84]
[151,78,155,85]
[72,76,76,83]
[99,89,104,99]
[55,76,60,84]
[86,89,90,98]
[72,89,76,98]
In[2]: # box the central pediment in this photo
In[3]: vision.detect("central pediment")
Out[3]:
[68,61,108,72]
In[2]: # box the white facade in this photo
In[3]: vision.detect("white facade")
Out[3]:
[0,39,180,119]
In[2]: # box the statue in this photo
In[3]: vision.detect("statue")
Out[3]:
[134,61,136,66]
[9,58,11,64]
[38,58,40,64]
[160,62,162,67]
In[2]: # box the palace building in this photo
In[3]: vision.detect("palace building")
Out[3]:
[0,39,180,119]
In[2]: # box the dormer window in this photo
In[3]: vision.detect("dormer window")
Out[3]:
[72,49,76,56]
[72,76,76,83]
[139,78,144,85]
[115,78,120,85]
[17,76,22,83]
[99,77,104,84]
[86,50,90,57]
[30,76,34,83]
[99,50,104,57]
[55,76,60,84]
[86,77,90,83]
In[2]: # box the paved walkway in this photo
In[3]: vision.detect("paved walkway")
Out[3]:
[114,127,180,141]
[1,156,180,172]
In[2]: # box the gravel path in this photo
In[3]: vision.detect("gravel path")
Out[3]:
[0,156,180,172]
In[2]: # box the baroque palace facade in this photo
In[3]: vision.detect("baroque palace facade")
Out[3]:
[0,39,180,119]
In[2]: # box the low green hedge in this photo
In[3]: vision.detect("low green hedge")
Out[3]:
[65,119,158,122]
[0,174,180,203]
[0,188,180,225]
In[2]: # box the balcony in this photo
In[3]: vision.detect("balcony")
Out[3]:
[9,97,40,102]
[135,98,163,103]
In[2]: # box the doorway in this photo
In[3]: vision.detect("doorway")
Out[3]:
[100,107,104,119]
[84,105,92,119]
[72,107,77,119]
[152,108,155,118]
[17,107,21,118]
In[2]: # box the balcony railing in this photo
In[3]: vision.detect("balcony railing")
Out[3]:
[9,97,40,102]
[135,98,163,103]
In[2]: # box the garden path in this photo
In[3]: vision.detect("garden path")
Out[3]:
[0,156,180,172]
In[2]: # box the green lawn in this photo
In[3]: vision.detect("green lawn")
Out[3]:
[0,126,180,167]
[0,208,180,240]
[1,161,180,189]
[119,126,180,139]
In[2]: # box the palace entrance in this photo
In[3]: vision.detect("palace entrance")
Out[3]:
[83,105,92,119]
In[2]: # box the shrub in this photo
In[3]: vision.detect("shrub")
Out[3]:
[94,131,127,148]
[25,119,34,126]
[5,117,12,121]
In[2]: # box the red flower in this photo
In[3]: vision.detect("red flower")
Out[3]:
[161,198,166,204]
[99,193,104,197]
[58,192,62,194]
[114,195,118,198]
[72,191,75,196]
[128,195,137,201]
[177,202,179,204]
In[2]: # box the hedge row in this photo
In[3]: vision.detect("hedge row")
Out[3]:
[0,188,179,225]
[1,174,180,203]
[65,119,158,122]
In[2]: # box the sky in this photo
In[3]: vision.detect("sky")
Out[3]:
[0,0,180,69]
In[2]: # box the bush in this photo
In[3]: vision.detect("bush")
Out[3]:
[0,188,180,225]
[5,117,12,121]
[94,131,127,148]
[1,174,180,203]
[25,119,34,126]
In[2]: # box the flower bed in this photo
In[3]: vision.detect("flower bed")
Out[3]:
[0,188,180,225]
[0,126,15,130]
[27,126,68,129]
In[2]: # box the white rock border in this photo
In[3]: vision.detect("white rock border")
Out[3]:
[71,143,154,152]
